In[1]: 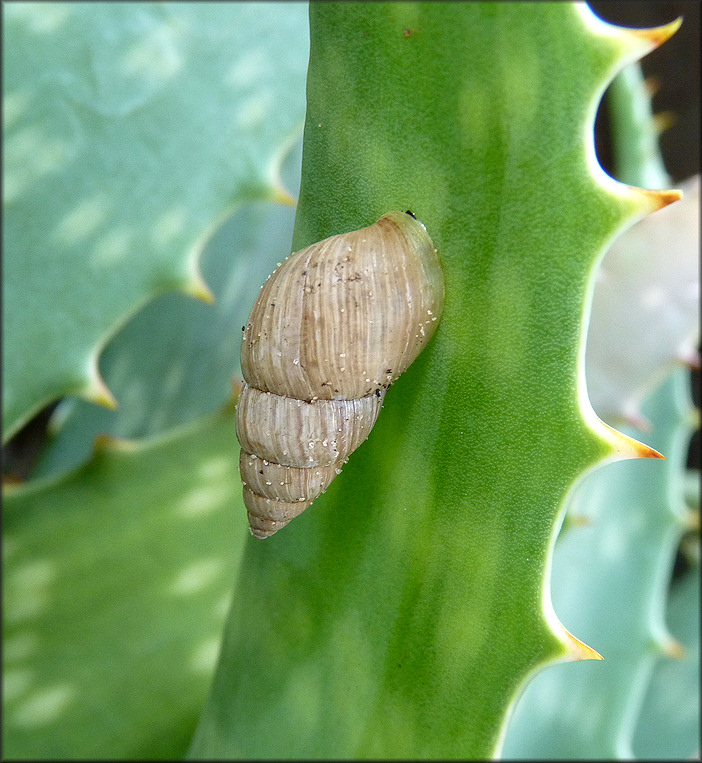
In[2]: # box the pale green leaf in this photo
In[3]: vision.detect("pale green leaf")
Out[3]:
[2,409,245,759]
[32,197,299,480]
[2,1,308,441]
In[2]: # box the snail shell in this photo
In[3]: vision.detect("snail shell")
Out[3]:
[236,211,444,538]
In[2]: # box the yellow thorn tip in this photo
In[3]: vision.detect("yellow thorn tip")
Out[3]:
[643,75,661,98]
[185,270,215,304]
[685,510,699,532]
[93,433,132,454]
[628,17,682,50]
[271,186,297,207]
[94,433,116,450]
[86,375,118,410]
[600,420,665,461]
[566,513,592,529]
[629,186,683,214]
[661,636,685,660]
[652,111,676,135]
[563,628,604,662]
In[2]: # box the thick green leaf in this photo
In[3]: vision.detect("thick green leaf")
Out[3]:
[502,55,698,760]
[32,198,299,480]
[501,370,695,758]
[607,62,670,190]
[190,4,670,757]
[2,408,245,759]
[2,1,308,441]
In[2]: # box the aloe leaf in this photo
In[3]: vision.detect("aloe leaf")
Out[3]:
[2,1,308,442]
[633,560,701,758]
[502,50,698,759]
[501,369,695,758]
[607,62,670,190]
[2,408,245,759]
[189,4,679,758]
[31,198,299,480]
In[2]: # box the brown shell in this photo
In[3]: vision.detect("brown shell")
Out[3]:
[236,211,444,538]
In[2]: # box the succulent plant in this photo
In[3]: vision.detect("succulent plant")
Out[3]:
[2,2,697,759]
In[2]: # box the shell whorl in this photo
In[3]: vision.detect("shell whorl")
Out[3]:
[237,211,444,538]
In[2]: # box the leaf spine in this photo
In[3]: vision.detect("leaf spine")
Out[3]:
[561,627,604,663]
[598,419,665,461]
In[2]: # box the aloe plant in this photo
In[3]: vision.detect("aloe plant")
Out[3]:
[502,369,698,758]
[2,2,697,760]
[634,552,700,759]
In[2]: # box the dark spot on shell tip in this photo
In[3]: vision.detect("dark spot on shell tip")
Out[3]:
[405,210,416,219]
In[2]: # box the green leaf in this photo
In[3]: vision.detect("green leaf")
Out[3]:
[190,4,673,757]
[502,55,697,761]
[633,561,701,758]
[607,63,670,190]
[32,198,299,480]
[2,1,308,442]
[2,408,246,759]
[501,370,695,758]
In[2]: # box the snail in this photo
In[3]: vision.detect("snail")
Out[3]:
[236,210,444,538]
